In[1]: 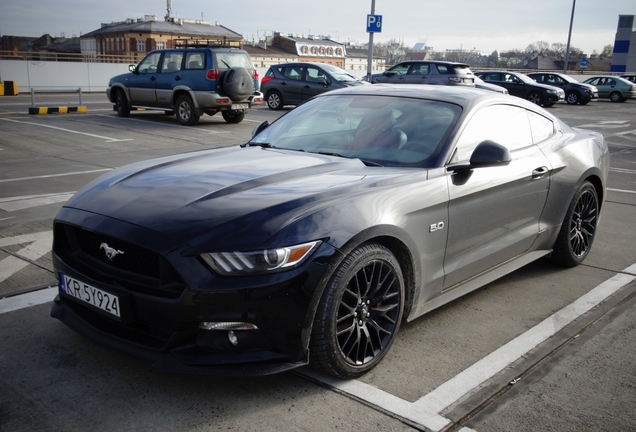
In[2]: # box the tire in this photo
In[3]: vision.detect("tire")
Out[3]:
[528,91,543,105]
[549,181,599,267]
[266,90,283,110]
[609,91,623,103]
[221,110,245,124]
[222,67,254,101]
[566,92,579,105]
[175,95,199,126]
[114,89,130,117]
[310,243,405,378]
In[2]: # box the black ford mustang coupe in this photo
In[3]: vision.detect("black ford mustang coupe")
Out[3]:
[51,85,609,378]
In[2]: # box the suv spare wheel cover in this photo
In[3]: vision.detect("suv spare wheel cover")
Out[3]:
[222,67,254,101]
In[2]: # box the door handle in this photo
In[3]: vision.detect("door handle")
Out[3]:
[150,76,156,81]
[175,76,181,81]
[281,82,287,86]
[532,166,548,179]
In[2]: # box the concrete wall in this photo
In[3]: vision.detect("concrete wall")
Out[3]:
[0,60,130,93]
[0,60,380,94]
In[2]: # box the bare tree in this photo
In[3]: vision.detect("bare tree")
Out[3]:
[600,44,613,58]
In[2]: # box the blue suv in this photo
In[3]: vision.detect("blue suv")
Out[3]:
[107,46,263,126]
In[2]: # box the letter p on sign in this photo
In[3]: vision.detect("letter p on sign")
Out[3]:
[366,14,382,33]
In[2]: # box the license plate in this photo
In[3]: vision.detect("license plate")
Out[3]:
[231,103,248,110]
[59,273,120,318]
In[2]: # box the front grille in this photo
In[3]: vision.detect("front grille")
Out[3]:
[54,223,185,299]
[77,229,160,278]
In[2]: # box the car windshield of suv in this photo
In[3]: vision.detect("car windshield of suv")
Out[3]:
[321,64,358,82]
[249,95,461,168]
[214,52,254,70]
[558,74,578,84]
[516,73,537,84]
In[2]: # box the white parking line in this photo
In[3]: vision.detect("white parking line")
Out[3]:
[0,117,133,142]
[0,169,112,183]
[0,192,75,211]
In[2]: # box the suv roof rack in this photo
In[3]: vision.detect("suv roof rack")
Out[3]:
[173,39,242,49]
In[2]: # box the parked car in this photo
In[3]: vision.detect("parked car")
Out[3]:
[526,72,598,105]
[474,76,508,94]
[107,45,263,125]
[474,70,565,107]
[620,74,636,84]
[582,76,636,102]
[260,62,368,110]
[51,85,609,379]
[367,61,475,86]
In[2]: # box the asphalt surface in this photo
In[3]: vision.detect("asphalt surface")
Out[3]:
[0,92,635,432]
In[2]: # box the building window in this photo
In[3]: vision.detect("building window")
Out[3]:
[157,41,165,50]
[138,40,145,52]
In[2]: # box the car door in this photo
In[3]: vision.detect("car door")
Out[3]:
[443,104,551,289]
[499,73,528,98]
[586,77,608,98]
[378,63,410,83]
[404,63,432,84]
[302,66,332,101]
[155,51,184,108]
[128,52,162,105]
[278,65,305,104]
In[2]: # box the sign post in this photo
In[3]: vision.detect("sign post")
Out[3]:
[366,1,382,82]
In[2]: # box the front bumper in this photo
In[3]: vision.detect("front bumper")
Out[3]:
[50,210,337,376]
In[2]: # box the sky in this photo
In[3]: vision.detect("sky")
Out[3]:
[1,0,634,55]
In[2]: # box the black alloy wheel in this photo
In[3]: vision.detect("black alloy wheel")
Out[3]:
[550,181,598,267]
[311,243,405,378]
[528,91,542,105]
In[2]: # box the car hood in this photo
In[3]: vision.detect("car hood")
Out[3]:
[64,146,408,250]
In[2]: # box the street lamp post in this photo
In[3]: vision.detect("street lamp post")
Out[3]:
[563,0,576,74]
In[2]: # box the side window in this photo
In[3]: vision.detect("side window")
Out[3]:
[306,67,327,83]
[389,63,410,75]
[485,73,500,81]
[408,64,430,75]
[527,111,555,144]
[161,52,184,73]
[185,52,205,70]
[452,105,533,163]
[137,52,162,74]
[282,66,303,80]
[437,65,449,74]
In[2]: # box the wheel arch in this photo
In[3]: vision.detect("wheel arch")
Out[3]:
[110,84,130,103]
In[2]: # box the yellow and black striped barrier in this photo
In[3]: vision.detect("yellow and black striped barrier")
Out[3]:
[29,106,87,115]
[0,81,19,96]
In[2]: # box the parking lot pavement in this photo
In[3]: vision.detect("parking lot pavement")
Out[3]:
[1,95,636,431]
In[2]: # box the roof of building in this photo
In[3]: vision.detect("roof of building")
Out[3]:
[80,20,242,39]
[241,44,296,57]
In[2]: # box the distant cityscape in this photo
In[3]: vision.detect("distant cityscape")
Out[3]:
[1,12,635,73]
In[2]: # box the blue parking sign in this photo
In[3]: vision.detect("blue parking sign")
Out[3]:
[367,15,382,33]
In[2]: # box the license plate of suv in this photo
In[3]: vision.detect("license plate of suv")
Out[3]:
[231,104,248,110]
[59,272,121,318]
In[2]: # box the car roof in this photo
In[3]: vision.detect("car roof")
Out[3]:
[314,83,527,109]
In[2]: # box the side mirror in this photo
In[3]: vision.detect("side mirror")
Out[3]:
[252,120,270,137]
[469,140,511,168]
[319,77,330,87]
[128,64,137,73]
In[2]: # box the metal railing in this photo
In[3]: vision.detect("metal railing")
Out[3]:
[31,87,82,108]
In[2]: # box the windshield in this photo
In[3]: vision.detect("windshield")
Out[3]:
[321,64,359,82]
[214,52,254,70]
[516,73,537,84]
[249,94,461,168]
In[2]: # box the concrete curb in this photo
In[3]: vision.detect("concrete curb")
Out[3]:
[28,106,87,115]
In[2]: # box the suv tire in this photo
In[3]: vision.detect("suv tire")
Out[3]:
[115,89,130,117]
[222,110,245,124]
[223,67,254,101]
[176,95,200,126]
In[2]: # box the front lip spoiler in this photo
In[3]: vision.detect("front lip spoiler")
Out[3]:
[50,295,309,376]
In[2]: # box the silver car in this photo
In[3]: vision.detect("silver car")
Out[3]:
[368,61,475,86]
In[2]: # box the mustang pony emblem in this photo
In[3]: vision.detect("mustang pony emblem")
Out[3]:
[100,243,124,261]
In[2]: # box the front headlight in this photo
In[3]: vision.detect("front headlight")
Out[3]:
[201,240,322,276]
[546,89,558,94]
